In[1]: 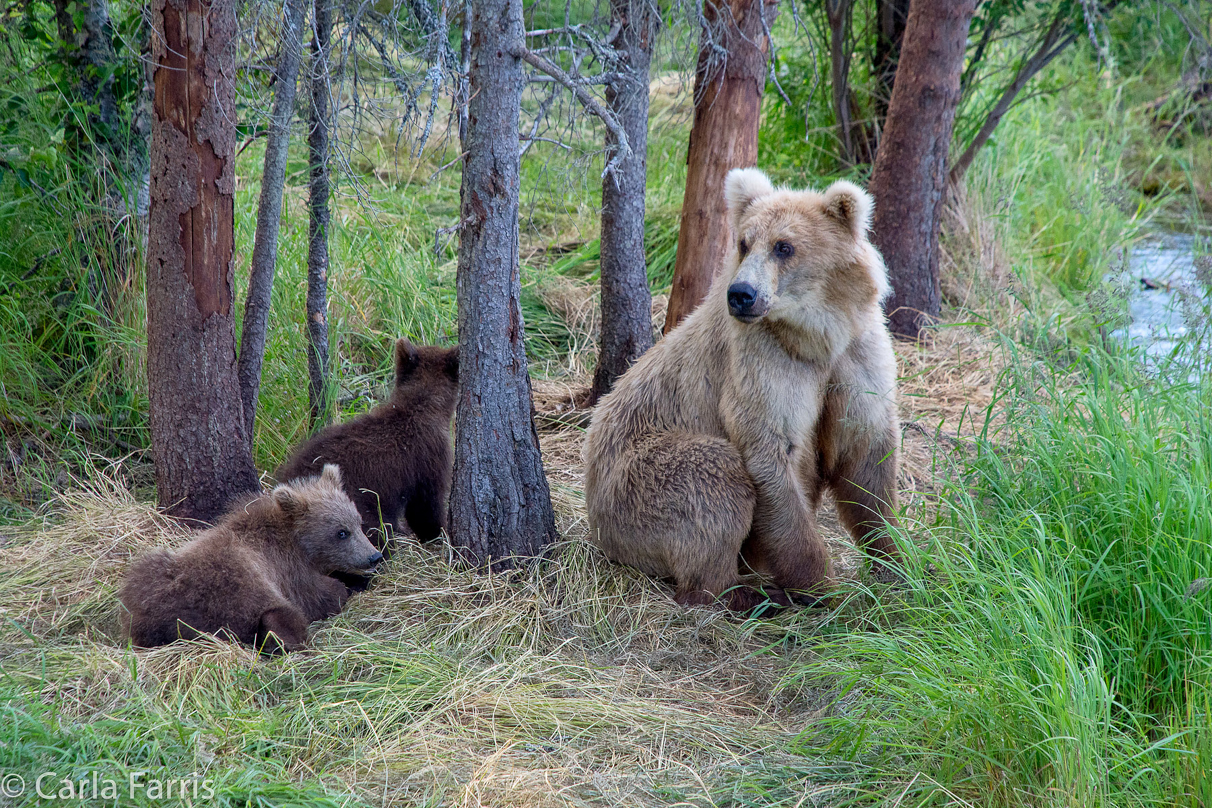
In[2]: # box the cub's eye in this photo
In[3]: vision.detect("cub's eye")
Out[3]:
[738,239,749,258]
[336,530,349,541]
[774,241,795,258]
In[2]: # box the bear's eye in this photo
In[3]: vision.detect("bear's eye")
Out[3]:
[773,240,795,258]
[738,239,749,258]
[337,529,349,541]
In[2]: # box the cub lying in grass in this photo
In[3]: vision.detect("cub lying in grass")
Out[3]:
[119,464,382,653]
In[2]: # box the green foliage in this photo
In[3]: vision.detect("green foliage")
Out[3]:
[0,3,1210,803]
[0,673,369,806]
[781,344,1212,807]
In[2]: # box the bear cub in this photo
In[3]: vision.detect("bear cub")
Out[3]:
[276,338,458,547]
[584,168,902,613]
[119,464,382,653]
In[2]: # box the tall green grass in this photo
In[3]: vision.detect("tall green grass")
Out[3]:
[782,344,1212,807]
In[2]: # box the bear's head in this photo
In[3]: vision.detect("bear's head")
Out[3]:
[721,168,889,344]
[390,338,459,415]
[273,464,384,574]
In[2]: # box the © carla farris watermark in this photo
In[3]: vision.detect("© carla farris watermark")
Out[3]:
[1,770,216,801]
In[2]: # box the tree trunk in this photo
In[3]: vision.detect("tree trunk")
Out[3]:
[307,0,334,429]
[872,0,910,126]
[590,0,656,402]
[450,0,558,565]
[662,0,777,334]
[146,0,260,522]
[869,0,975,340]
[825,0,854,166]
[458,0,471,144]
[238,0,309,442]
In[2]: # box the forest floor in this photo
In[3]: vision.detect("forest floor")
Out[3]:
[3,27,1212,806]
[0,318,1008,807]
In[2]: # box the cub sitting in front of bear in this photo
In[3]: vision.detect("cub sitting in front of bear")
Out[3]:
[583,168,902,612]
[119,464,383,653]
[276,339,458,547]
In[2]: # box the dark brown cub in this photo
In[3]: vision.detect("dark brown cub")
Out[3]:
[276,338,458,549]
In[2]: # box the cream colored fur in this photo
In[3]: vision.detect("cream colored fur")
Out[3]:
[583,169,902,610]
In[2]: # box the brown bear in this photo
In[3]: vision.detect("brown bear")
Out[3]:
[583,168,902,612]
[275,338,458,547]
[119,464,382,653]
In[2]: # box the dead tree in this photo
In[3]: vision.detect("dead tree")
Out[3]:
[146,0,260,521]
[238,0,309,441]
[949,1,1122,185]
[663,0,778,334]
[449,0,558,564]
[590,0,657,402]
[307,0,334,428]
[825,0,855,166]
[869,0,976,340]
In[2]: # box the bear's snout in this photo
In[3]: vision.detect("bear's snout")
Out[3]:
[728,282,767,321]
[364,551,384,569]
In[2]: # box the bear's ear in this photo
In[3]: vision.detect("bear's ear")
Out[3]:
[319,463,343,488]
[273,484,307,517]
[822,180,873,239]
[394,338,420,385]
[444,347,459,381]
[724,167,775,232]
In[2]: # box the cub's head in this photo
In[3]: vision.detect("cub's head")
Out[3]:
[722,168,888,330]
[390,338,459,416]
[274,464,383,574]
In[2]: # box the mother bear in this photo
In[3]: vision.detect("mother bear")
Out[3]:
[583,168,902,611]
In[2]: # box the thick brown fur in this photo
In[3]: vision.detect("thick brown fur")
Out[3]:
[584,168,902,613]
[119,465,383,652]
[276,339,458,547]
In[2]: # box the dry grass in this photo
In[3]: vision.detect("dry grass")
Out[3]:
[0,461,850,805]
[0,221,1014,804]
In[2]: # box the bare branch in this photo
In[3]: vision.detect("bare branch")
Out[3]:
[509,43,631,179]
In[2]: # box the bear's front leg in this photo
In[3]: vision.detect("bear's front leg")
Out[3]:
[404,476,449,542]
[740,441,833,603]
[255,606,310,654]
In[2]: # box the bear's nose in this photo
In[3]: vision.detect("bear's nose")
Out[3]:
[727,282,758,316]
[366,552,384,568]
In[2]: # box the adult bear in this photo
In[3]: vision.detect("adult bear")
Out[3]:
[583,168,902,612]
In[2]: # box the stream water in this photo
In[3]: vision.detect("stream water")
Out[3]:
[1107,233,1209,370]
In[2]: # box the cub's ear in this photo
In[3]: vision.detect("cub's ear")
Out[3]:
[319,463,343,488]
[444,347,459,380]
[822,180,873,239]
[394,338,420,385]
[273,484,307,516]
[724,167,775,232]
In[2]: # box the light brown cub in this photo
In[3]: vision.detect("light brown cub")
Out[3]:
[119,464,382,652]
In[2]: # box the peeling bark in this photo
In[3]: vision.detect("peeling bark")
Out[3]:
[146,0,259,522]
[662,0,778,333]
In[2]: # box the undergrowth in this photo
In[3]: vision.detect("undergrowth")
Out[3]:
[2,4,1211,807]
